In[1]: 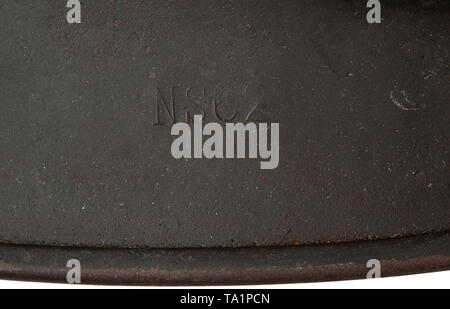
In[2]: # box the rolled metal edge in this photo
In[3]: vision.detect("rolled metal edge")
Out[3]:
[0,232,449,286]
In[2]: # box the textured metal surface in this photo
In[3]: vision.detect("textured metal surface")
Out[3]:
[1,0,449,249]
[0,0,449,283]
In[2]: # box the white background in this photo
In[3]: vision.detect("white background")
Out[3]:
[0,270,448,289]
